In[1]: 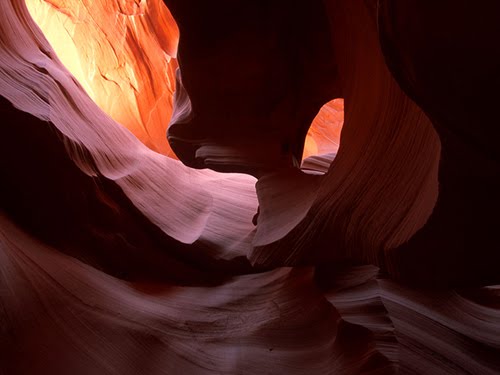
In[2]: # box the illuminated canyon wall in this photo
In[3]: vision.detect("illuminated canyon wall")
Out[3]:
[24,0,179,155]
[0,0,499,374]
[24,0,342,161]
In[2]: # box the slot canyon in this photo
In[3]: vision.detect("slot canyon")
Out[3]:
[0,0,499,374]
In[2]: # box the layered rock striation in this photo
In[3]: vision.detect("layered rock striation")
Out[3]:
[0,0,499,374]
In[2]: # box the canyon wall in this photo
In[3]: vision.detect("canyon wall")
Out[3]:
[0,0,499,373]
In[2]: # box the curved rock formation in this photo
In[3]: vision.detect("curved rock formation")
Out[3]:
[377,0,500,286]
[0,0,499,374]
[25,0,180,156]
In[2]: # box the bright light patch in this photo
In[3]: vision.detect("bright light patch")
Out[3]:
[25,0,180,156]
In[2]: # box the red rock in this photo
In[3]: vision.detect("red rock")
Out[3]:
[0,0,499,374]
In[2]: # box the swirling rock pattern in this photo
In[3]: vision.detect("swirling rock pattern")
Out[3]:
[0,0,499,374]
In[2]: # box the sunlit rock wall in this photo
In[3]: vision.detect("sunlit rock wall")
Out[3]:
[24,0,343,161]
[0,0,499,374]
[25,0,179,155]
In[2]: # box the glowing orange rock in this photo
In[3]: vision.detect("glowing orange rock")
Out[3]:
[304,98,344,160]
[25,0,179,156]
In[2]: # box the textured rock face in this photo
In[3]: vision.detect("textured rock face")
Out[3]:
[24,0,343,162]
[25,0,179,156]
[1,0,499,374]
[377,0,500,286]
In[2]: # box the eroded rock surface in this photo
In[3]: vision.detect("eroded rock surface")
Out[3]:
[0,0,499,374]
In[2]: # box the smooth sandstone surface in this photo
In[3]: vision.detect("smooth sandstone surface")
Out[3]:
[0,0,499,374]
